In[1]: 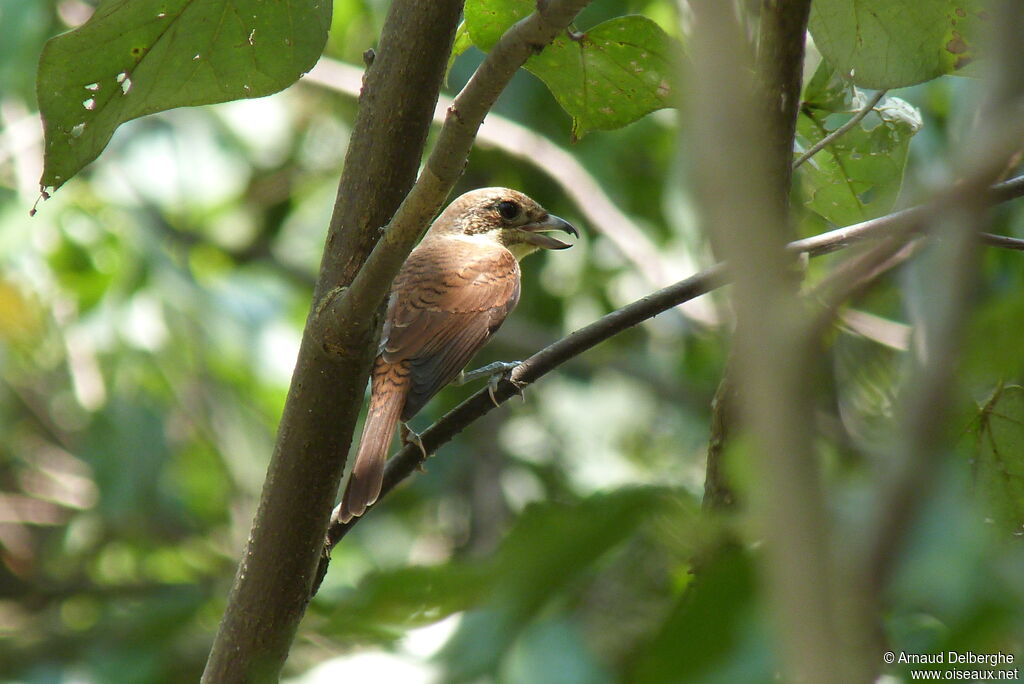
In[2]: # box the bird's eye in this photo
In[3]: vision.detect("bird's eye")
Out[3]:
[496,200,520,220]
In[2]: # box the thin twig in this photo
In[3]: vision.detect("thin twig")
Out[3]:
[792,89,888,170]
[979,231,1024,251]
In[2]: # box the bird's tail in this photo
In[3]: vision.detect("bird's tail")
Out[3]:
[339,360,409,522]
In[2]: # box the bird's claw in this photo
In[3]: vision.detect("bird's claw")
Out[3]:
[486,363,528,406]
[401,424,428,461]
[487,374,501,407]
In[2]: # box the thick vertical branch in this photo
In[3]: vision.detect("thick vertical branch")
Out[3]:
[201,1,464,681]
[689,3,844,684]
[755,0,812,210]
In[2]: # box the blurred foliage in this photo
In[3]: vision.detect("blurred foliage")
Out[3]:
[36,0,333,189]
[1,0,1023,683]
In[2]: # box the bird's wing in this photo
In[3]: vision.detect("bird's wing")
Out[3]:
[381,240,521,421]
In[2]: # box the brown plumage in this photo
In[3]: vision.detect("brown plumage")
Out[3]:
[339,188,578,522]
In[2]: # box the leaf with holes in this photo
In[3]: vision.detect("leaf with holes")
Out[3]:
[809,0,989,89]
[37,0,332,191]
[465,1,677,140]
[796,83,921,226]
[974,384,1024,535]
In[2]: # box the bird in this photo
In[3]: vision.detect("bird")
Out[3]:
[338,187,578,522]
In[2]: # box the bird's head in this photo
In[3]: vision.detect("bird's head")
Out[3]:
[428,187,579,260]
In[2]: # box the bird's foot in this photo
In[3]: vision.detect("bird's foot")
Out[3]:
[454,360,521,386]
[400,424,428,466]
[455,361,525,407]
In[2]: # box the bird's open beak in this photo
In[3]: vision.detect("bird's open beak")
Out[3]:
[518,214,579,250]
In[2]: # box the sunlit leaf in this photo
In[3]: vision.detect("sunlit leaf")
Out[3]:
[809,0,990,89]
[529,17,676,141]
[37,0,332,190]
[463,0,532,50]
[464,0,677,140]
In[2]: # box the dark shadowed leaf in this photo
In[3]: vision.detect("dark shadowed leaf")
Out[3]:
[37,0,332,190]
[809,0,989,89]
[628,546,774,684]
[973,384,1024,534]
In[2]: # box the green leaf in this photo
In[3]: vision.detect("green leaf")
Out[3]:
[440,488,672,680]
[37,0,332,190]
[802,57,857,112]
[809,0,990,89]
[974,384,1024,534]
[447,21,475,82]
[796,69,921,226]
[464,0,532,50]
[313,563,493,643]
[628,546,773,684]
[529,17,676,141]
[464,1,677,140]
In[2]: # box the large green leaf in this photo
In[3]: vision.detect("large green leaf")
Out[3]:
[464,0,677,140]
[809,0,989,89]
[974,384,1024,534]
[796,65,921,226]
[440,488,672,680]
[628,547,773,684]
[37,0,332,190]
[313,563,493,643]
